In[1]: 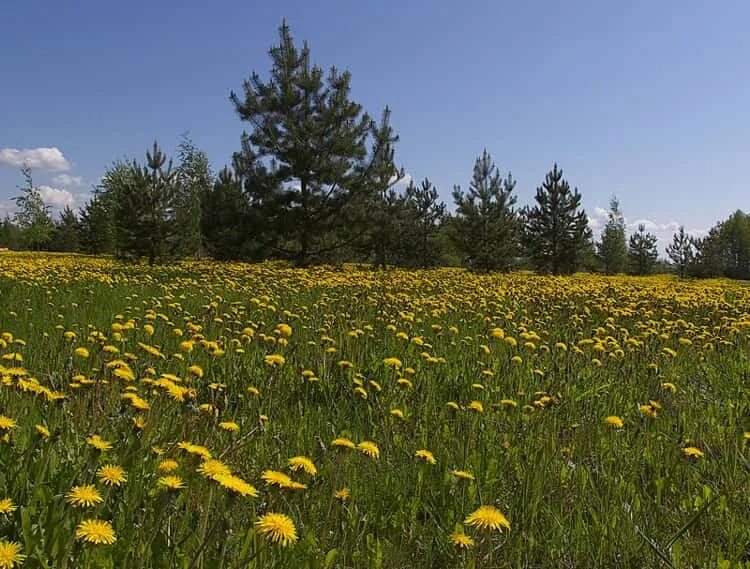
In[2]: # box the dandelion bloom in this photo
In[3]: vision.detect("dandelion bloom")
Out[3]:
[214,474,258,497]
[262,470,294,488]
[390,408,405,419]
[255,512,298,547]
[0,498,17,514]
[158,476,185,490]
[464,505,511,532]
[334,487,350,502]
[415,449,436,465]
[357,441,380,459]
[218,421,240,432]
[604,416,624,429]
[86,434,113,452]
[35,424,50,438]
[683,446,705,458]
[65,485,104,508]
[157,459,179,473]
[0,540,25,568]
[383,357,402,368]
[73,347,90,358]
[449,532,475,549]
[263,354,285,367]
[0,416,17,430]
[198,459,232,479]
[331,437,355,450]
[451,470,475,481]
[75,519,117,545]
[97,465,127,487]
[288,456,317,476]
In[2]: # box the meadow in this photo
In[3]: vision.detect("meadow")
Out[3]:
[0,252,748,568]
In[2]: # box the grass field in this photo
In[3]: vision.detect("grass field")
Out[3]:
[0,252,748,568]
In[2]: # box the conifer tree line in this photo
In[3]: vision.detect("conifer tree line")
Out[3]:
[1,21,746,279]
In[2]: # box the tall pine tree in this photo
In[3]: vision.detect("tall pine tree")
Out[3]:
[628,223,658,275]
[175,135,211,258]
[666,226,693,277]
[522,164,592,274]
[401,178,446,267]
[451,150,518,272]
[596,196,627,274]
[230,21,394,266]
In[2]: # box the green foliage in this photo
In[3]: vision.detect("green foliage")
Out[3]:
[451,150,518,272]
[596,196,628,274]
[175,134,210,258]
[399,178,446,268]
[79,193,116,255]
[48,206,82,253]
[0,216,23,249]
[628,223,658,275]
[666,226,693,278]
[101,142,192,264]
[521,164,592,274]
[13,164,54,250]
[230,21,387,266]
[201,167,253,260]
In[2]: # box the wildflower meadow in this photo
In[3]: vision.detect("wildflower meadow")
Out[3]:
[0,252,748,568]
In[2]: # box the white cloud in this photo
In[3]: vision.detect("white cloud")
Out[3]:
[38,186,76,210]
[588,205,706,253]
[390,172,413,191]
[0,147,71,172]
[51,174,84,187]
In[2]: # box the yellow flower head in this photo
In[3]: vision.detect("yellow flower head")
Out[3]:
[288,456,317,476]
[604,416,624,429]
[0,539,26,567]
[0,498,17,515]
[75,519,117,545]
[97,465,127,487]
[158,476,185,490]
[255,512,298,547]
[683,446,705,459]
[357,441,380,459]
[414,449,436,465]
[464,505,511,532]
[65,485,104,508]
[449,532,475,549]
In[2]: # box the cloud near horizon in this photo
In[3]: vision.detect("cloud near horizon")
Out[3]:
[0,147,71,172]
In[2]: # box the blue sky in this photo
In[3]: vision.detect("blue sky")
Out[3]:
[1,0,748,247]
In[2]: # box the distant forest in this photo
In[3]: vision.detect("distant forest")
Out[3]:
[2,22,747,279]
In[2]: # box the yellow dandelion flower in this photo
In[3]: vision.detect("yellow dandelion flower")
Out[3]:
[157,459,179,473]
[65,485,104,508]
[604,416,624,429]
[331,437,355,450]
[0,539,25,568]
[390,408,405,419]
[158,476,185,490]
[683,446,705,458]
[357,441,380,459]
[449,532,475,549]
[218,421,240,432]
[468,401,484,413]
[75,519,117,545]
[334,487,350,502]
[451,469,475,481]
[415,449,436,465]
[263,354,285,367]
[213,474,258,497]
[86,434,113,452]
[262,470,294,488]
[464,505,511,532]
[73,347,90,358]
[198,459,232,479]
[255,513,298,547]
[0,498,17,515]
[0,416,17,430]
[97,465,127,487]
[288,456,317,476]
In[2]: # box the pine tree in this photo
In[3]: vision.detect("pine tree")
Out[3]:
[50,206,81,252]
[0,216,22,249]
[628,223,658,275]
[175,135,211,257]
[666,226,693,277]
[596,196,627,274]
[522,164,592,274]
[230,21,392,266]
[79,192,116,254]
[14,164,53,250]
[201,167,252,260]
[451,150,518,272]
[102,142,184,264]
[344,107,404,267]
[401,178,446,267]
